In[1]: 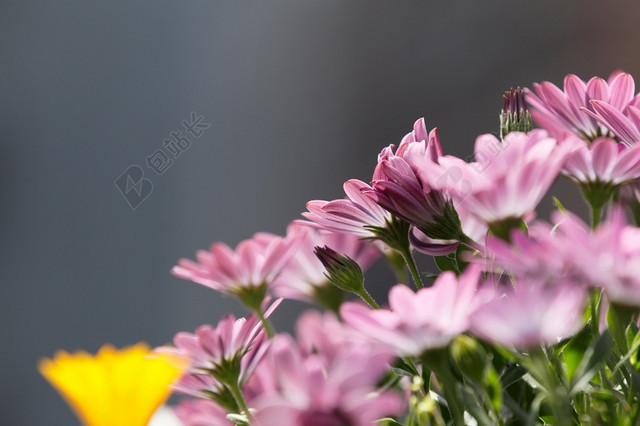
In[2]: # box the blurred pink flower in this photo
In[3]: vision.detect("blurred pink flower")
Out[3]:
[171,232,298,303]
[271,223,380,303]
[341,267,485,356]
[429,130,574,224]
[562,207,640,307]
[301,179,392,239]
[294,310,389,364]
[474,219,584,284]
[562,136,640,185]
[251,335,403,426]
[174,399,232,426]
[526,72,639,140]
[470,280,586,349]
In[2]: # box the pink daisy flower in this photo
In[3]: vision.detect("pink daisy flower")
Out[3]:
[164,314,273,403]
[526,71,638,140]
[562,136,640,186]
[470,280,586,349]
[562,207,640,307]
[171,232,298,308]
[301,179,392,238]
[427,130,575,225]
[341,266,486,356]
[251,335,403,426]
[174,399,233,426]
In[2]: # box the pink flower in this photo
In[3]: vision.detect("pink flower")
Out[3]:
[294,310,387,364]
[367,156,458,233]
[341,267,485,356]
[429,130,575,224]
[172,232,298,306]
[270,223,380,304]
[369,120,447,221]
[470,280,586,349]
[526,72,638,140]
[301,179,392,238]
[474,219,584,284]
[251,335,404,426]
[174,399,232,426]
[563,207,640,307]
[365,133,463,254]
[165,314,271,399]
[562,136,640,186]
[373,118,443,182]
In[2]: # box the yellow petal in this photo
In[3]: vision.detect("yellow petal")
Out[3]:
[39,343,187,426]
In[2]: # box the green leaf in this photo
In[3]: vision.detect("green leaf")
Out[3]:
[559,326,590,382]
[394,357,419,377]
[499,363,527,389]
[552,196,567,213]
[607,303,637,354]
[569,331,613,395]
[376,419,403,426]
[434,254,459,273]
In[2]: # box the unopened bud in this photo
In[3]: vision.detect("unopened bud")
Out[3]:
[500,87,532,139]
[314,246,364,293]
[450,335,488,384]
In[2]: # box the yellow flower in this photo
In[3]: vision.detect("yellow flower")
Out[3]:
[38,342,188,426]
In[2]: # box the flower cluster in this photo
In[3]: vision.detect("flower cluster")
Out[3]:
[42,72,640,425]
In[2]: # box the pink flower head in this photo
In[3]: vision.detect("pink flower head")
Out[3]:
[172,232,298,305]
[526,72,639,140]
[270,223,380,304]
[251,335,404,426]
[341,266,485,356]
[174,399,233,426]
[474,218,587,284]
[165,314,271,398]
[431,130,575,224]
[294,310,388,364]
[365,155,462,255]
[374,117,443,181]
[368,156,454,228]
[301,179,392,238]
[562,207,640,307]
[562,136,640,186]
[471,280,587,349]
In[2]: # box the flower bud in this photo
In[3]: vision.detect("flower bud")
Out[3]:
[450,335,489,384]
[314,246,365,293]
[500,87,532,139]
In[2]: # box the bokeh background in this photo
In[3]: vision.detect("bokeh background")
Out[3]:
[4,1,640,424]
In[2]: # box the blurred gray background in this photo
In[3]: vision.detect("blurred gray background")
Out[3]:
[3,0,640,424]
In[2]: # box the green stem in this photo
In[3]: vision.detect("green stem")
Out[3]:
[580,182,613,229]
[255,309,275,339]
[527,348,572,426]
[399,245,424,289]
[590,202,603,229]
[226,380,251,420]
[423,352,465,426]
[357,288,380,309]
[386,249,409,284]
[589,289,602,337]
